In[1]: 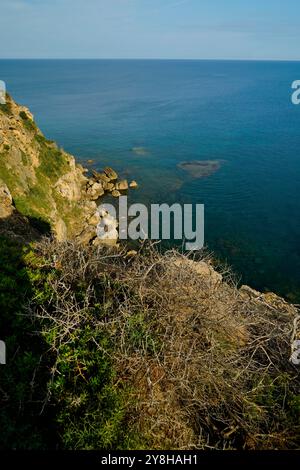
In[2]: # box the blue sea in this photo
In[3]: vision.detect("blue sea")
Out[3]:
[1,59,300,300]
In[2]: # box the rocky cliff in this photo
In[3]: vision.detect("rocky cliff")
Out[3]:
[0,94,107,243]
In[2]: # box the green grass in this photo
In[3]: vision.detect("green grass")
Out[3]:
[19,110,37,132]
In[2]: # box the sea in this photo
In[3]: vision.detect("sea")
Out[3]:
[1,59,300,300]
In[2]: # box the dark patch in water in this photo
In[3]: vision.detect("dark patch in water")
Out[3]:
[178,160,223,179]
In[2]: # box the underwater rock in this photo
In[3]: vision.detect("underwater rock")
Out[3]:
[178,160,223,179]
[132,146,149,156]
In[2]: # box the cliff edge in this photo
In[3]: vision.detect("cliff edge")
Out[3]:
[0,94,102,242]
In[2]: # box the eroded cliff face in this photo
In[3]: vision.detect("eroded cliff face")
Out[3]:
[0,94,99,242]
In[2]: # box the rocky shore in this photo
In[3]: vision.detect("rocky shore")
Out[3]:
[0,94,137,247]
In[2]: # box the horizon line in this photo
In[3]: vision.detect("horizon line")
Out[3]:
[0,57,300,62]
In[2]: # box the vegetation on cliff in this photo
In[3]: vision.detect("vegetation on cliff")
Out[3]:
[0,232,299,450]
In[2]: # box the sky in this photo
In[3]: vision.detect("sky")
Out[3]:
[0,0,300,60]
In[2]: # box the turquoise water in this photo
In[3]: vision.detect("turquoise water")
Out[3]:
[1,59,300,300]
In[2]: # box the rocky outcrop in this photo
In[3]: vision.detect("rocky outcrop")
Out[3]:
[0,181,14,218]
[91,170,138,199]
[0,94,102,243]
[86,181,105,200]
[0,94,134,246]
[173,258,223,288]
[0,94,140,246]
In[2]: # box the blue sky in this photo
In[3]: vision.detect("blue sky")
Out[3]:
[0,0,300,59]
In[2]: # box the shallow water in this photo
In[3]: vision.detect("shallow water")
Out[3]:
[1,59,300,300]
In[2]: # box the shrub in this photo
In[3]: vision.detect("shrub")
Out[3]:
[0,236,299,450]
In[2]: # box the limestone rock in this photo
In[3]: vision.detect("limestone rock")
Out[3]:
[88,212,101,226]
[173,258,222,287]
[111,190,121,198]
[115,180,128,191]
[129,180,138,189]
[53,218,68,242]
[92,170,110,183]
[0,182,14,218]
[103,182,114,192]
[78,225,97,245]
[86,182,104,200]
[104,167,118,181]
[55,169,87,201]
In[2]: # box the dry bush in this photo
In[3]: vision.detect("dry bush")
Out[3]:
[30,238,300,450]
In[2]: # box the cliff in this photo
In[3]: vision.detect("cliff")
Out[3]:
[0,94,103,242]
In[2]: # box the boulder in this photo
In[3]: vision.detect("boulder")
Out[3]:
[111,190,121,197]
[78,225,97,245]
[103,182,114,192]
[129,180,138,189]
[88,212,101,226]
[115,179,128,191]
[86,182,104,200]
[104,167,118,181]
[92,170,110,183]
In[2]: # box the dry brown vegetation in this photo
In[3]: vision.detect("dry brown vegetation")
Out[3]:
[28,239,300,450]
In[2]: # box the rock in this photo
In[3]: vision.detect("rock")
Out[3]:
[93,237,118,247]
[103,182,114,192]
[239,285,261,299]
[178,160,223,179]
[0,182,14,218]
[86,182,104,200]
[115,179,128,191]
[88,212,101,226]
[129,180,138,189]
[78,225,97,245]
[104,167,118,181]
[132,147,149,156]
[111,190,121,197]
[53,218,68,242]
[0,94,102,243]
[92,170,110,183]
[87,159,94,164]
[173,259,222,287]
[55,169,87,201]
